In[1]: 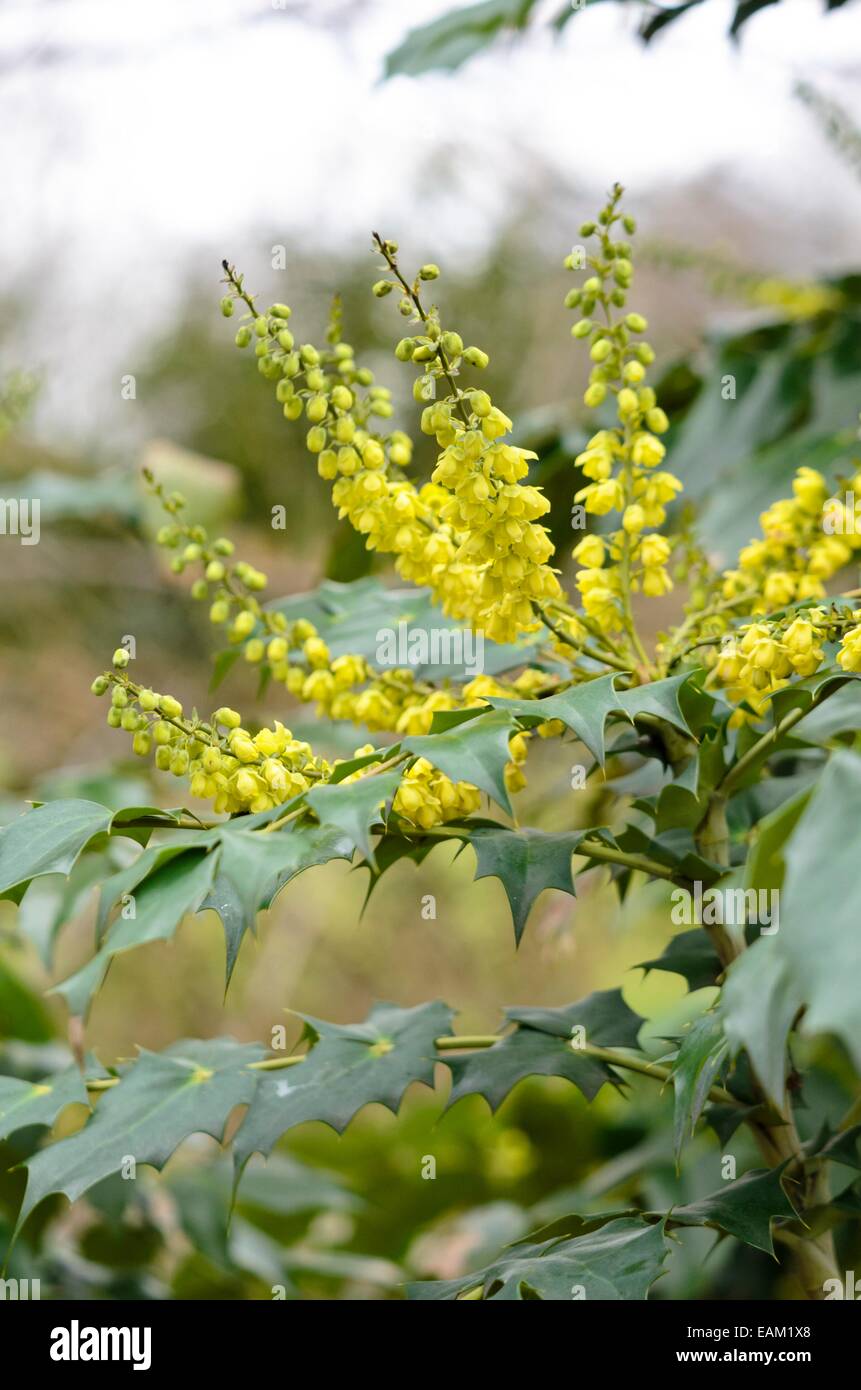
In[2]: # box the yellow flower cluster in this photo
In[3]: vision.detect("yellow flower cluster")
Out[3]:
[420,395,561,642]
[711,601,861,718]
[225,251,562,646]
[392,757,482,830]
[93,662,540,829]
[146,473,560,807]
[720,466,861,612]
[564,187,682,643]
[92,670,326,814]
[712,610,831,717]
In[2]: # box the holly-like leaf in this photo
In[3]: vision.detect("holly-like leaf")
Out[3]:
[637,928,722,993]
[406,1217,669,1300]
[0,800,113,901]
[671,1165,796,1255]
[14,1038,264,1238]
[724,751,861,1102]
[808,1123,861,1173]
[614,672,694,737]
[721,940,800,1108]
[488,671,692,766]
[465,826,586,942]
[670,1012,729,1165]
[18,850,119,968]
[487,673,622,764]
[209,821,353,982]
[200,872,250,988]
[234,1002,454,1171]
[402,709,517,816]
[446,989,643,1110]
[0,1065,90,1143]
[95,841,208,942]
[306,770,403,868]
[55,848,220,1016]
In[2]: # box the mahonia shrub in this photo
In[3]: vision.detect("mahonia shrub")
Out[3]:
[3,184,861,1300]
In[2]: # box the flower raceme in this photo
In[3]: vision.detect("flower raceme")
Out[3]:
[674,463,861,717]
[562,186,682,656]
[92,187,861,825]
[224,252,560,647]
[145,474,557,740]
[91,665,488,826]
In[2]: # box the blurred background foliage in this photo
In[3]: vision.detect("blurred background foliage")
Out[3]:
[1,0,861,1299]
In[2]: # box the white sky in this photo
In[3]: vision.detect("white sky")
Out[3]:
[2,0,860,440]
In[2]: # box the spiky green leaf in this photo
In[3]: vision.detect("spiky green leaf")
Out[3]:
[234,1002,454,1170]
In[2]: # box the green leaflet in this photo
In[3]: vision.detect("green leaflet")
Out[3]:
[721,941,800,1108]
[233,1002,454,1171]
[95,840,210,942]
[742,786,811,896]
[19,851,122,968]
[384,0,536,81]
[307,770,404,868]
[0,800,113,900]
[405,1217,670,1300]
[723,750,861,1102]
[14,1038,264,1239]
[53,819,355,1009]
[671,1165,796,1255]
[201,873,251,988]
[669,1012,729,1166]
[446,989,644,1110]
[365,818,653,944]
[809,1124,861,1173]
[0,960,55,1044]
[637,928,722,993]
[402,709,518,816]
[212,821,353,983]
[219,823,354,927]
[54,849,219,1016]
[487,670,692,765]
[0,1065,90,1143]
[487,673,622,764]
[467,826,587,942]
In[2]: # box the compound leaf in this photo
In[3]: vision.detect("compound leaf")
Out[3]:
[14,1038,263,1238]
[446,989,644,1110]
[234,1001,454,1170]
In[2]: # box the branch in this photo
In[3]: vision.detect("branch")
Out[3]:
[83,1037,737,1106]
